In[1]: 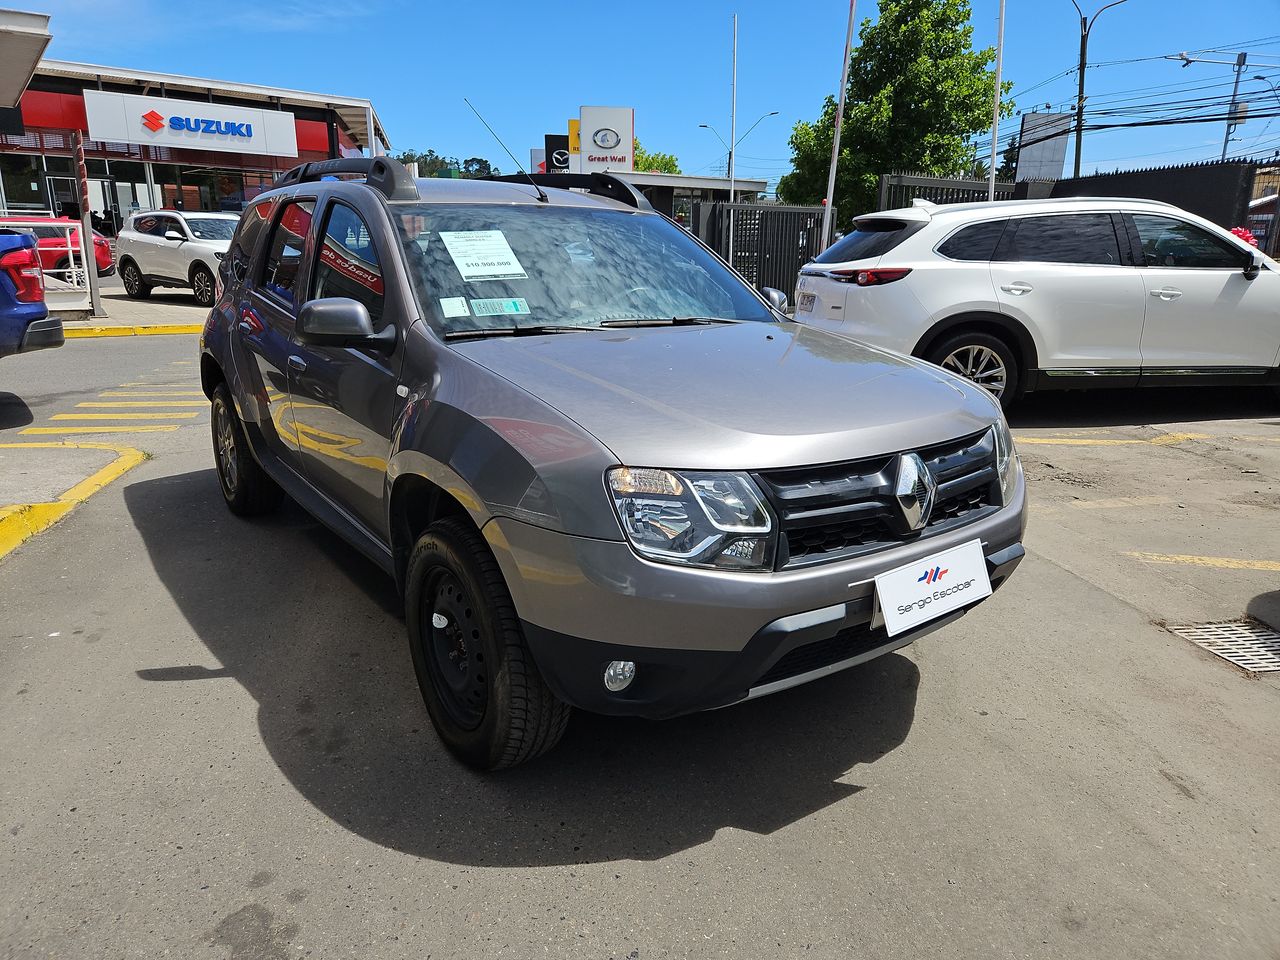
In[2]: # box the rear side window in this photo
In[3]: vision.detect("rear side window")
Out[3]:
[313,202,385,328]
[259,199,315,307]
[814,219,914,263]
[1131,214,1246,269]
[131,215,163,236]
[937,220,1008,261]
[1000,214,1121,266]
[228,200,272,281]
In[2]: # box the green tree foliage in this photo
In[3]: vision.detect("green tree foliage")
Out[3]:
[633,139,682,175]
[392,149,500,178]
[776,0,1013,226]
[997,135,1019,181]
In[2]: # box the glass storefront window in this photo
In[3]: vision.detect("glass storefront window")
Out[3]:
[0,155,46,212]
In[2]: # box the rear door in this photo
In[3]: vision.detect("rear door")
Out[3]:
[1127,212,1280,372]
[239,197,316,473]
[991,212,1145,373]
[286,195,401,538]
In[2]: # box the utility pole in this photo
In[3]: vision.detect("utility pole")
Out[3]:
[821,0,857,249]
[1222,51,1248,160]
[987,0,1006,200]
[1070,0,1128,178]
[728,13,738,271]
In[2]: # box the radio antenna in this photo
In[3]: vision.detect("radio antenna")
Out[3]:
[463,98,548,203]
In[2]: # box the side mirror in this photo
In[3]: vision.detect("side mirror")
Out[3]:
[297,297,395,350]
[164,229,185,242]
[1244,252,1262,280]
[761,286,789,313]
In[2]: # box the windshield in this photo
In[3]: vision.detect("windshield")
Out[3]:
[393,203,773,334]
[185,217,237,241]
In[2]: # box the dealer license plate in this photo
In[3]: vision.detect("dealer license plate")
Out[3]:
[874,539,992,637]
[798,292,816,312]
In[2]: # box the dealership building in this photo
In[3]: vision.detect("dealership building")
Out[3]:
[0,59,390,232]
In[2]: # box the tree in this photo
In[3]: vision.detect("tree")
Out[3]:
[392,149,500,178]
[996,135,1019,181]
[461,157,499,178]
[968,157,990,181]
[776,0,1013,226]
[633,139,681,175]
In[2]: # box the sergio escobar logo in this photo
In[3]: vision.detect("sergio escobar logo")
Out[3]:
[144,110,254,138]
[897,572,978,615]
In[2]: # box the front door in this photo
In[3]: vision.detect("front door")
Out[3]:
[238,197,316,474]
[287,197,400,538]
[990,212,1146,373]
[1128,213,1280,371]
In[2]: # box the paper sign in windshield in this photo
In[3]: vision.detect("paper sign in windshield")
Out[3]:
[439,297,470,318]
[471,298,531,317]
[439,230,528,281]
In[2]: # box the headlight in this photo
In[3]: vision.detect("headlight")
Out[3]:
[991,418,1020,505]
[607,467,775,571]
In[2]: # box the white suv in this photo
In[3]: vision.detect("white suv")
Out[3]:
[794,197,1277,407]
[116,211,240,307]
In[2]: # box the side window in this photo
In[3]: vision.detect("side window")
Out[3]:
[937,220,1008,261]
[228,200,272,281]
[132,215,162,236]
[258,199,315,308]
[1131,214,1246,269]
[313,202,385,328]
[153,216,180,238]
[1001,214,1121,266]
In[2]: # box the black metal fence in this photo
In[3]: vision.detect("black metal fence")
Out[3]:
[1050,160,1256,228]
[692,201,829,297]
[877,171,1017,210]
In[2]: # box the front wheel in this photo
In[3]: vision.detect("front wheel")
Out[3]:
[405,517,570,770]
[191,264,215,307]
[926,331,1020,409]
[121,260,152,299]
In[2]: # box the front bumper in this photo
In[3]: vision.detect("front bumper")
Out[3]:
[485,473,1027,718]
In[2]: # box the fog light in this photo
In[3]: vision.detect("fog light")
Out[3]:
[603,660,636,692]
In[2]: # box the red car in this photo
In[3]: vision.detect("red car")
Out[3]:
[0,217,114,277]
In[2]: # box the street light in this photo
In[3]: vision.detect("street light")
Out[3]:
[1253,74,1280,109]
[700,110,778,272]
[1068,0,1129,177]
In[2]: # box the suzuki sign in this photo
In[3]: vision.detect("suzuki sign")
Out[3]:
[83,90,298,157]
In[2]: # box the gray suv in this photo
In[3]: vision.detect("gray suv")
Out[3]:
[199,157,1026,769]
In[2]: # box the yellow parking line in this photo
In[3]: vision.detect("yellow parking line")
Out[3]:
[1125,551,1280,572]
[0,441,146,559]
[99,390,204,397]
[118,382,195,387]
[51,413,198,421]
[63,324,203,338]
[20,425,179,435]
[1015,432,1208,447]
[78,401,207,408]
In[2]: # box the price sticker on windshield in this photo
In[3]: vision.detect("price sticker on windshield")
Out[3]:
[439,230,528,282]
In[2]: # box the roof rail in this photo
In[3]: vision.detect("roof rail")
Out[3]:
[483,172,653,211]
[273,156,419,201]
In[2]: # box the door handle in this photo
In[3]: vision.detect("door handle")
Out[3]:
[287,355,307,372]
[1000,281,1033,295]
[1150,287,1182,301]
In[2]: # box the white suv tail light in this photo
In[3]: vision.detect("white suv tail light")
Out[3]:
[826,267,913,286]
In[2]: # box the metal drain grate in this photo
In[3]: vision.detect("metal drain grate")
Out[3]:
[1169,619,1280,673]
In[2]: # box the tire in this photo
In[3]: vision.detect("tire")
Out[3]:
[210,383,283,516]
[405,517,570,770]
[191,264,215,307]
[926,330,1021,409]
[121,260,151,299]
[55,258,87,288]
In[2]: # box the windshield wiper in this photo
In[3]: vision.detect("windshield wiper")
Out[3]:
[444,325,596,341]
[597,316,737,328]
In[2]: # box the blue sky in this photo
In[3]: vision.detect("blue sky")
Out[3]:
[36,0,1280,187]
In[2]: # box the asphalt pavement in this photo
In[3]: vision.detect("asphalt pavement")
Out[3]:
[1,337,1278,959]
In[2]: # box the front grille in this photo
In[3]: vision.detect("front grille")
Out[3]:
[754,622,891,688]
[754,429,1000,569]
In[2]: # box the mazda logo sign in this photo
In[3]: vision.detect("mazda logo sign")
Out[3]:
[551,149,570,167]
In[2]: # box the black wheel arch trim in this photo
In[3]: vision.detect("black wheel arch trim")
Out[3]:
[913,312,1039,382]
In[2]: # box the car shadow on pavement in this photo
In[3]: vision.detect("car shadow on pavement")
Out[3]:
[0,391,34,429]
[1246,591,1280,631]
[124,469,920,867]
[1010,386,1279,430]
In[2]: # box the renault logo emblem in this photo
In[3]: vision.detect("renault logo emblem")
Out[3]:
[893,453,936,531]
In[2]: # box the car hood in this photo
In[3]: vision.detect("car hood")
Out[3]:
[452,322,1000,470]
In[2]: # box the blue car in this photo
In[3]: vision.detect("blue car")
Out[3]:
[0,232,61,359]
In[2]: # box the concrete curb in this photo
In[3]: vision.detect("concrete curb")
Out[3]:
[64,324,203,338]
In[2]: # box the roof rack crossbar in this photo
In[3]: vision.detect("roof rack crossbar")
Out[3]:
[273,157,419,201]
[483,172,653,211]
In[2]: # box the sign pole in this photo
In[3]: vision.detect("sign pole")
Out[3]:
[821,0,856,249]
[987,0,1006,201]
[73,131,104,317]
[728,13,738,272]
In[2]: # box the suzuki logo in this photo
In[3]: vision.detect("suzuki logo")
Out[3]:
[893,452,936,532]
[141,110,165,132]
[917,566,948,584]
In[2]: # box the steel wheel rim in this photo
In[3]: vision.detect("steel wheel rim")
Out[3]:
[422,569,487,730]
[941,345,1007,398]
[214,400,238,495]
[194,271,212,303]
